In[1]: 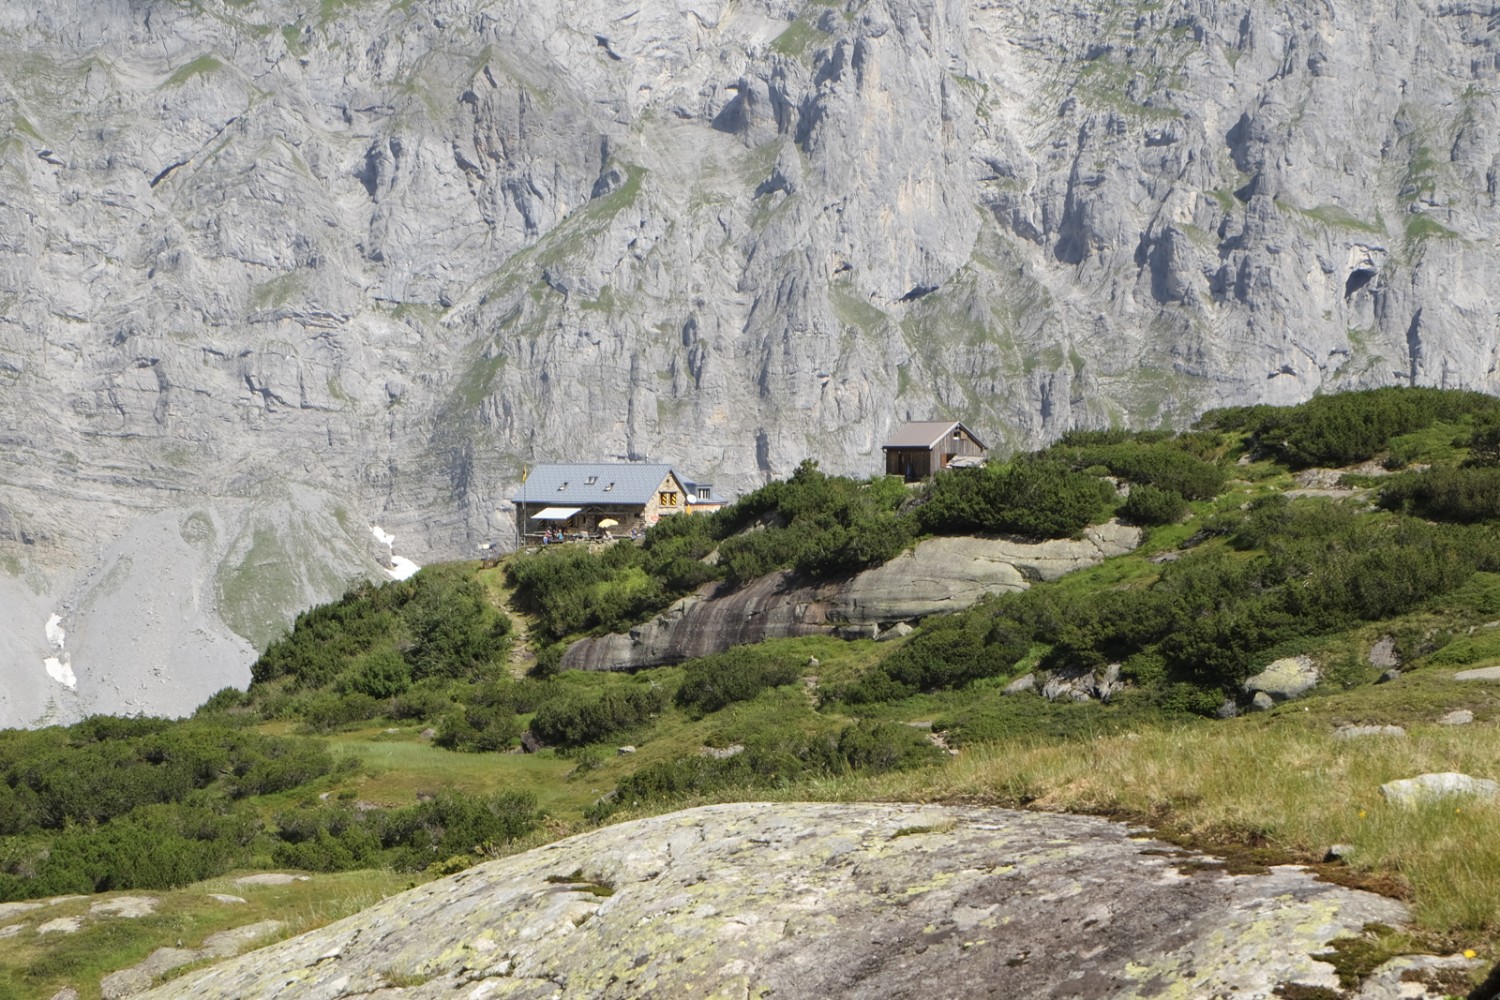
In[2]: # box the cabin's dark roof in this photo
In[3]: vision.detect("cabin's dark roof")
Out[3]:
[512,464,678,506]
[882,421,987,451]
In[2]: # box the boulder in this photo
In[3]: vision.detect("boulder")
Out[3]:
[1453,667,1500,681]
[231,873,309,887]
[1436,710,1474,726]
[1380,772,1500,807]
[1333,725,1406,740]
[1377,668,1401,684]
[1243,656,1319,701]
[137,802,1415,1000]
[1003,673,1036,695]
[829,525,1143,623]
[1250,691,1276,712]
[90,896,157,918]
[200,921,286,958]
[1367,636,1399,669]
[875,622,914,642]
[37,916,82,934]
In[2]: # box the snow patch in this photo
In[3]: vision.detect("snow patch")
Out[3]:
[42,613,76,689]
[45,613,66,648]
[371,525,421,581]
[44,657,77,688]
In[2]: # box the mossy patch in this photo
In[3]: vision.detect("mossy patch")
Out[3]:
[165,54,223,87]
[545,870,616,897]
[1313,924,1421,989]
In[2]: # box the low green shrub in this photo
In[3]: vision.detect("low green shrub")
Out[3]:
[916,461,1114,538]
[529,684,668,747]
[435,706,522,752]
[1120,485,1188,526]
[1201,387,1500,468]
[832,611,1031,702]
[1378,466,1500,523]
[269,791,540,873]
[674,649,802,714]
[1045,433,1225,499]
[592,720,941,821]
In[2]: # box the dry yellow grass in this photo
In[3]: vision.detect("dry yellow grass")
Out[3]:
[782,713,1500,947]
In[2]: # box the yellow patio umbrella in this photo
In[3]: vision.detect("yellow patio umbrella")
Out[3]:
[597,518,619,528]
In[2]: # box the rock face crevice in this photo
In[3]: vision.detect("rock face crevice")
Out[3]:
[136,801,1457,1000]
[3,0,1499,723]
[561,523,1141,671]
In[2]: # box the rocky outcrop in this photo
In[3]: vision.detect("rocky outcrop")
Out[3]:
[827,522,1141,622]
[562,524,1140,670]
[137,801,1467,1000]
[1380,772,1500,807]
[1243,654,1320,701]
[4,0,1500,724]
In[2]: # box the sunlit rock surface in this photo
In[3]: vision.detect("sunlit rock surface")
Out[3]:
[139,801,1458,999]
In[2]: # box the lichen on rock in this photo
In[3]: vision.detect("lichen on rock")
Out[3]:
[139,801,1444,999]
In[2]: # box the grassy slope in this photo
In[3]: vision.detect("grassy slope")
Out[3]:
[8,391,1500,996]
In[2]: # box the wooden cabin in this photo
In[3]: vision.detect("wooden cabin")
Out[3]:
[882,421,988,482]
[512,463,691,542]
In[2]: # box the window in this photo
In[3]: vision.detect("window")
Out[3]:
[557,482,568,491]
[585,476,598,485]
[604,482,614,491]
[659,491,679,506]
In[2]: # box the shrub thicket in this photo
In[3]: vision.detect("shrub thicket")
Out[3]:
[1120,484,1189,526]
[674,648,802,714]
[1378,466,1500,523]
[1202,387,1500,467]
[271,791,539,873]
[529,684,668,747]
[831,610,1031,703]
[590,720,941,821]
[0,720,338,900]
[252,566,510,691]
[835,498,1500,710]
[915,461,1114,538]
[1044,431,1226,500]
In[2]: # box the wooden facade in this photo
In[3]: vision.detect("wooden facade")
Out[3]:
[882,421,988,482]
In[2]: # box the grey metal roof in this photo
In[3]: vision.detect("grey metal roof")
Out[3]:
[882,420,988,450]
[512,464,679,506]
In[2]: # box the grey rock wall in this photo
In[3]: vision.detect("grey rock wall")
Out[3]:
[2,0,1497,723]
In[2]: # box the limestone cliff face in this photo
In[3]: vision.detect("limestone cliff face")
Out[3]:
[2,0,1498,723]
